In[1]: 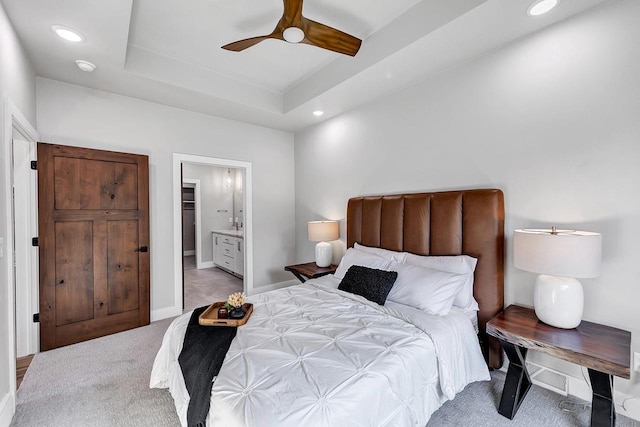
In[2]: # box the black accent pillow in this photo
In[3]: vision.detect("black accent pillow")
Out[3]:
[338,265,398,305]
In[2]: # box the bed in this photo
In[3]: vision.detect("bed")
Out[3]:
[151,189,505,426]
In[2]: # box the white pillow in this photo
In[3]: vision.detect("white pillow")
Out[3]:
[354,243,407,263]
[403,253,478,311]
[334,248,392,280]
[386,262,467,315]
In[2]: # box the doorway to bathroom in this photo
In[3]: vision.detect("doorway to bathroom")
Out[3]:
[173,154,253,314]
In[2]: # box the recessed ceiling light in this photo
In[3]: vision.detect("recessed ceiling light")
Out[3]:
[283,27,305,44]
[75,60,96,72]
[51,25,83,42]
[313,110,324,117]
[527,0,559,16]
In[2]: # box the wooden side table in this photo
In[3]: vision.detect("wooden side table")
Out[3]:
[284,262,337,283]
[487,305,631,427]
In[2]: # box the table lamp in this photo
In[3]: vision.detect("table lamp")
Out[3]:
[513,227,602,329]
[308,221,339,267]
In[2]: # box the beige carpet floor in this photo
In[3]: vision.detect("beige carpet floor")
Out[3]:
[12,318,179,427]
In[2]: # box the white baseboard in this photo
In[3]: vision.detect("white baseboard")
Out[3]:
[248,280,297,296]
[183,250,195,256]
[150,305,182,322]
[197,261,214,269]
[0,392,15,427]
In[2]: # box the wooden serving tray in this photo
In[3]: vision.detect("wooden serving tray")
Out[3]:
[198,302,253,327]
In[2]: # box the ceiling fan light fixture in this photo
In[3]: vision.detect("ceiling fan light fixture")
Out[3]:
[75,60,96,72]
[527,0,559,16]
[283,27,305,44]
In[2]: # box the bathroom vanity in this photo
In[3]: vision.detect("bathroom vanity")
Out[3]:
[212,230,244,278]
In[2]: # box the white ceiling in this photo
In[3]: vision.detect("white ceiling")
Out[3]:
[3,0,612,131]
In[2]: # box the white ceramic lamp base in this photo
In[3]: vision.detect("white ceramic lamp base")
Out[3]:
[315,241,332,267]
[534,274,584,329]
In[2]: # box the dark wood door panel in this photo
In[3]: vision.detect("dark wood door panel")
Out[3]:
[54,310,140,348]
[53,210,139,222]
[93,220,108,320]
[54,157,138,210]
[54,157,112,210]
[54,221,94,326]
[38,142,149,351]
[107,220,139,315]
[113,163,138,210]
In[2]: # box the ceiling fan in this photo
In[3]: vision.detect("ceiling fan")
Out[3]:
[222,0,362,57]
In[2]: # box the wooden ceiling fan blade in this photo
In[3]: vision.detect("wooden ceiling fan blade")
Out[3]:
[282,0,304,26]
[222,35,276,52]
[302,18,362,56]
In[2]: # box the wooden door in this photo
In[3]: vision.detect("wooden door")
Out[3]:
[37,143,150,351]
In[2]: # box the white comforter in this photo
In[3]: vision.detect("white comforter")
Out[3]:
[150,278,489,426]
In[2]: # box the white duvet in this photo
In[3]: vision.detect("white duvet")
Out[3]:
[150,277,489,426]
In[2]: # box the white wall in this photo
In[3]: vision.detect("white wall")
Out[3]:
[36,78,296,319]
[0,2,36,423]
[294,0,640,411]
[0,7,36,126]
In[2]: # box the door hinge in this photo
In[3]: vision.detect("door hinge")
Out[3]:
[33,313,39,323]
[32,237,39,246]
[30,160,37,170]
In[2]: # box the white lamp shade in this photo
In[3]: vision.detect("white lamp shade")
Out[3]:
[308,221,339,242]
[514,229,601,278]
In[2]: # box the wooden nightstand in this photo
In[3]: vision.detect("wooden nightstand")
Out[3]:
[487,305,631,427]
[284,262,337,283]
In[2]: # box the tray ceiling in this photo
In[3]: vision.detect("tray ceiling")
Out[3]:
[3,0,612,131]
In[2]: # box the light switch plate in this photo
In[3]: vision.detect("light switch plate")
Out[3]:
[634,352,640,372]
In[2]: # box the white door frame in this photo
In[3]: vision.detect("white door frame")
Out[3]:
[1,97,38,423]
[172,153,252,314]
[12,126,39,357]
[182,179,206,268]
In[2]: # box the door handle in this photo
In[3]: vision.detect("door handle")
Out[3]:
[135,246,149,253]
[237,241,241,251]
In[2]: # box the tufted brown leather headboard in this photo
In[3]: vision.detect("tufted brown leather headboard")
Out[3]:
[346,189,504,368]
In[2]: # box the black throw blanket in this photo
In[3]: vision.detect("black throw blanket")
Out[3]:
[178,306,237,427]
